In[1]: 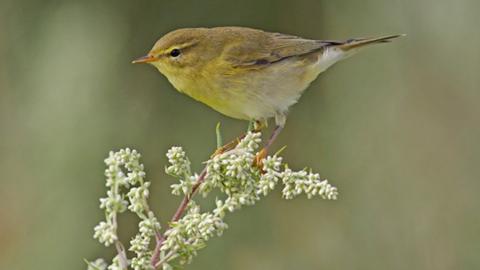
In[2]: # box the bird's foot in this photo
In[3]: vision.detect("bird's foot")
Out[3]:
[212,120,266,158]
[253,148,268,171]
[211,136,244,158]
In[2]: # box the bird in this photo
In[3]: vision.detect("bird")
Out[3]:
[133,26,403,161]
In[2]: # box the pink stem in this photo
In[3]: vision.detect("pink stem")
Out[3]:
[150,167,208,268]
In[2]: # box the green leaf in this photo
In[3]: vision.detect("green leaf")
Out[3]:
[215,122,223,149]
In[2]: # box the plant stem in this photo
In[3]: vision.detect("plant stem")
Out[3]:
[154,250,175,269]
[115,240,129,270]
[112,202,128,269]
[150,231,165,267]
[171,168,208,222]
[150,167,208,268]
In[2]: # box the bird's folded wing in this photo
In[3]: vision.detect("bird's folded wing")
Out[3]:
[223,32,334,69]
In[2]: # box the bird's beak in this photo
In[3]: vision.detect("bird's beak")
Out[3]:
[132,55,157,64]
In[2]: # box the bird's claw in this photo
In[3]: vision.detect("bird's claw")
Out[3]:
[211,138,241,158]
[253,148,268,171]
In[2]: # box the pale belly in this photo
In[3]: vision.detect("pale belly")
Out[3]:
[237,58,322,120]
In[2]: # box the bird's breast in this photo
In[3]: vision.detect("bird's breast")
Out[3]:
[163,66,252,120]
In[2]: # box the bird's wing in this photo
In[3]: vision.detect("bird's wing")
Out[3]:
[222,31,334,69]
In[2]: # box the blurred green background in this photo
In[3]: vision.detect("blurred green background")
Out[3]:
[1,0,479,269]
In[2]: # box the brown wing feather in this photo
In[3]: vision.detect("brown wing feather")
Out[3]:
[219,28,327,69]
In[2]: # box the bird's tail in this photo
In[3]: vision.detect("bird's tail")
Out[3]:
[335,34,405,52]
[314,34,404,74]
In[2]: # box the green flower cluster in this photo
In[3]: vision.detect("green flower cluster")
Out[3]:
[160,203,228,267]
[158,132,338,268]
[90,148,161,270]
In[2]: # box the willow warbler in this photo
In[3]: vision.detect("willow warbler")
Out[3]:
[133,27,402,154]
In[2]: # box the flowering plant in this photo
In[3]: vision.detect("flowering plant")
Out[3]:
[86,129,338,270]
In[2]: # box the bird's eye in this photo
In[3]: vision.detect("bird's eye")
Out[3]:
[170,48,181,57]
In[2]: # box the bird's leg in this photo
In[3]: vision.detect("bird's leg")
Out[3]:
[211,120,266,157]
[254,125,284,168]
[254,112,286,168]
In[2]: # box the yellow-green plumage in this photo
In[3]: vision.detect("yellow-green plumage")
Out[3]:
[135,26,402,127]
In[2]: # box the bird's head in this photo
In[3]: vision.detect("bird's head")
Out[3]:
[132,28,217,79]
